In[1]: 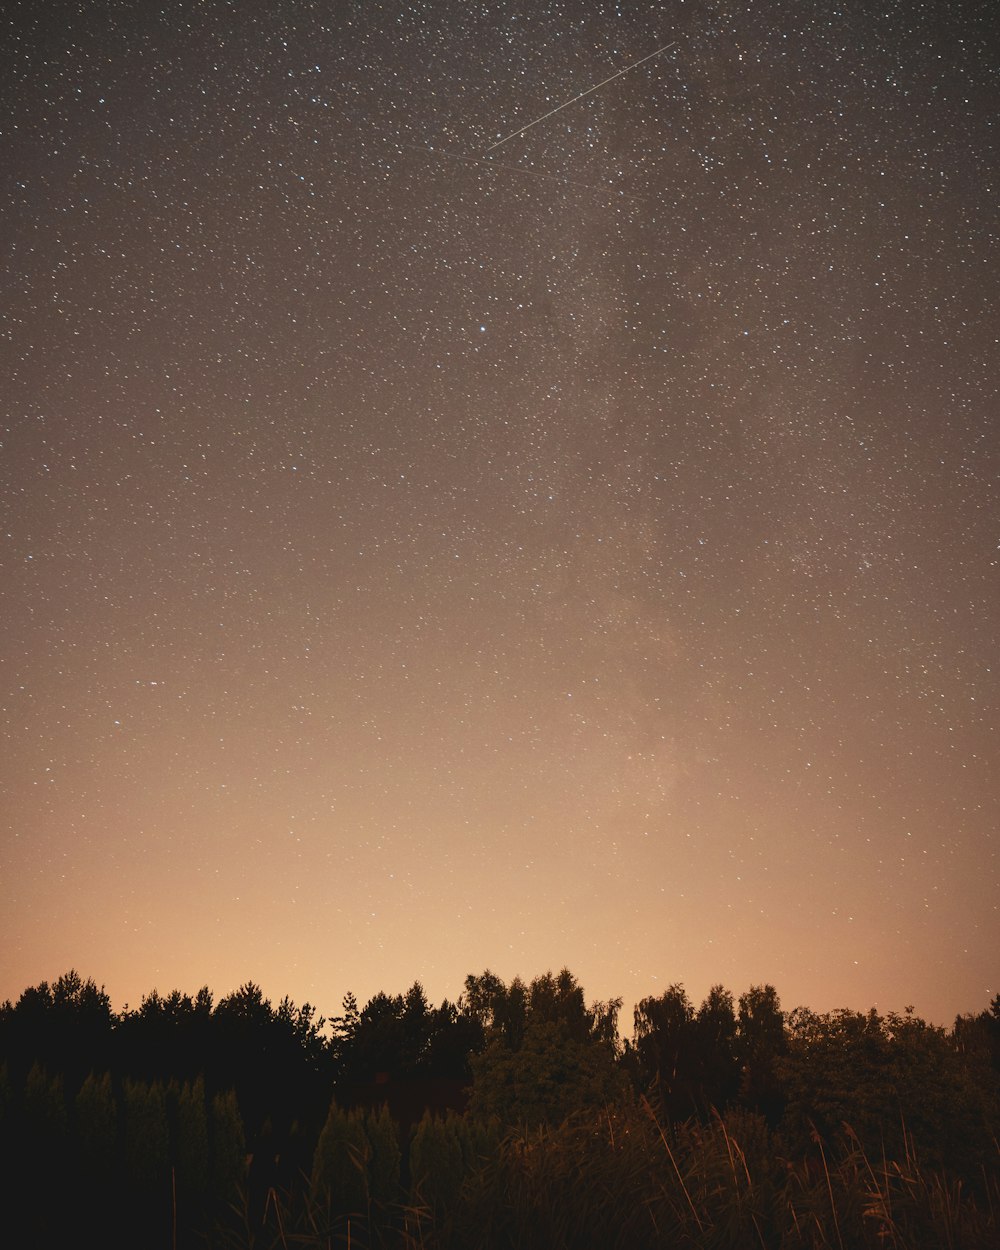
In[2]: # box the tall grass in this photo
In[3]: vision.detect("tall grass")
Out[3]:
[154,1099,1000,1248]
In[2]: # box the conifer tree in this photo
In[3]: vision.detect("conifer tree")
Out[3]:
[75,1070,117,1176]
[311,1099,368,1217]
[365,1102,401,1210]
[409,1110,464,1217]
[210,1088,246,1205]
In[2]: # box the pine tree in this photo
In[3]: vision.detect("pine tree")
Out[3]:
[210,1088,246,1205]
[409,1110,464,1218]
[75,1070,117,1176]
[365,1102,401,1210]
[311,1098,368,1218]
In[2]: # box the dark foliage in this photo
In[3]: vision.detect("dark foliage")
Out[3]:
[1,967,998,1247]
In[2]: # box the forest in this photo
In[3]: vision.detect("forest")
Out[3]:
[1,968,998,1248]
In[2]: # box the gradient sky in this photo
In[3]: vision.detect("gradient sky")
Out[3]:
[2,0,997,1026]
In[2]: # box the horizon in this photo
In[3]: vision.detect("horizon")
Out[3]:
[2,959,989,1033]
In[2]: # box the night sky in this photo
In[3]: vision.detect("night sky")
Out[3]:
[2,0,997,1025]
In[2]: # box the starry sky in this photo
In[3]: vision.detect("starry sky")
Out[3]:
[2,0,997,1026]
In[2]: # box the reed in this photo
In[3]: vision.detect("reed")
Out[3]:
[124,1099,1000,1247]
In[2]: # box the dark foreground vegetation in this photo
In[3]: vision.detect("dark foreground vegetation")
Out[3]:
[1,969,998,1248]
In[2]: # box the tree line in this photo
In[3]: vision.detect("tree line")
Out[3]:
[1,967,998,1247]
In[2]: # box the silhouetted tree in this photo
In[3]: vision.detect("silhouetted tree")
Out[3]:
[462,971,529,1049]
[954,997,1000,1077]
[695,984,740,1112]
[424,998,485,1079]
[469,971,623,1127]
[311,1099,368,1220]
[736,984,786,1122]
[213,981,330,1153]
[410,1110,464,1220]
[74,1070,120,1238]
[4,965,998,1246]
[782,1005,1000,1175]
[124,1078,169,1191]
[340,991,404,1084]
[171,1076,210,1210]
[209,1088,246,1207]
[633,983,700,1117]
[14,1063,73,1244]
[75,1069,117,1176]
[364,1102,402,1212]
[460,970,506,1030]
[114,984,214,1085]
[0,971,113,1091]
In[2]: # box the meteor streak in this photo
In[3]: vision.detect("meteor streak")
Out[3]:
[483,40,677,155]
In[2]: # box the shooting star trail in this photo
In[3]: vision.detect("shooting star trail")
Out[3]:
[483,40,677,155]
